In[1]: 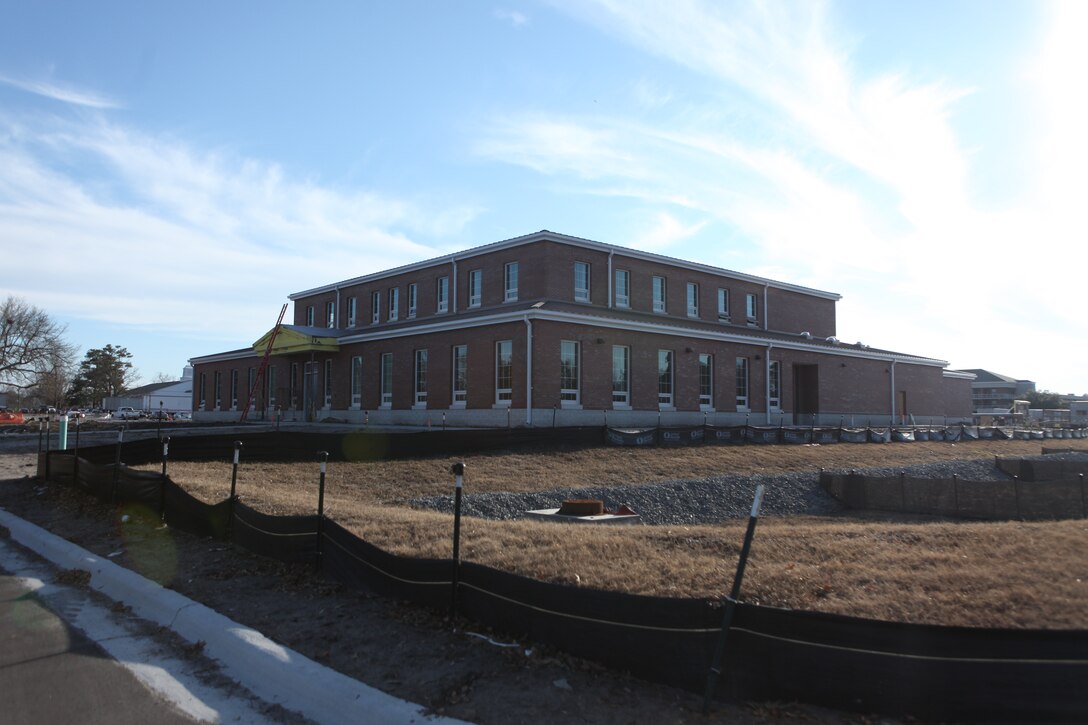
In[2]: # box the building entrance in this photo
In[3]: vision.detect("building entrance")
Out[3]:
[793,364,819,425]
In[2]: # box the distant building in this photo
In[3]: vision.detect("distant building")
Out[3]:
[104,367,194,414]
[956,369,1036,415]
[1071,401,1088,425]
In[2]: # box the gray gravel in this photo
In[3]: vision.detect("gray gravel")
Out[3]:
[411,457,1018,525]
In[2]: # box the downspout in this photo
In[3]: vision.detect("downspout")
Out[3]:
[762,283,769,331]
[765,343,773,425]
[524,316,533,426]
[890,359,897,425]
[607,249,614,309]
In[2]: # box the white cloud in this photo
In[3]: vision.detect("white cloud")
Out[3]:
[0,72,121,109]
[628,212,707,252]
[493,8,529,27]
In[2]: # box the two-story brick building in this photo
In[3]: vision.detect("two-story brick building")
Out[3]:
[189,230,974,427]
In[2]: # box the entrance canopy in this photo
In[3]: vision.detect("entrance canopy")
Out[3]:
[252,325,344,356]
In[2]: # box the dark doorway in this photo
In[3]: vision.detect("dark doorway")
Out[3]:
[897,390,908,425]
[793,364,819,425]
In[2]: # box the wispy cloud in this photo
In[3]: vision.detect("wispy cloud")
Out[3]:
[493,8,529,28]
[0,72,121,109]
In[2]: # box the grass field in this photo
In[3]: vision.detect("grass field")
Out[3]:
[135,438,1088,629]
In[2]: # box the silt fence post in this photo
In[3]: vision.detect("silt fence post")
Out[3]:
[449,461,466,621]
[111,427,125,503]
[316,451,328,571]
[228,441,243,539]
[160,436,170,521]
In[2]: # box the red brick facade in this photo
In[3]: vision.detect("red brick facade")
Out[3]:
[191,231,972,426]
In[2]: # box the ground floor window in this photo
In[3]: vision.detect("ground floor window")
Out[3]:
[198,372,206,409]
[699,353,713,409]
[452,345,467,406]
[414,349,428,407]
[230,369,238,409]
[769,360,781,410]
[612,346,630,406]
[736,357,749,410]
[247,367,255,409]
[380,353,393,408]
[350,356,362,407]
[495,340,512,405]
[324,359,332,407]
[289,363,298,410]
[267,366,277,408]
[658,350,673,408]
[214,371,221,409]
[560,340,580,404]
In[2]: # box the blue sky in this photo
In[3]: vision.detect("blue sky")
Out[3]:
[1,1,1085,393]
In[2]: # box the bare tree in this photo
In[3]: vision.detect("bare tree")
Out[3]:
[151,372,176,384]
[0,296,77,391]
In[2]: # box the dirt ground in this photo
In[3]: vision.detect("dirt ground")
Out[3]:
[0,452,872,724]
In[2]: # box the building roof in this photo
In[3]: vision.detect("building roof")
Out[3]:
[125,380,182,396]
[288,229,843,303]
[956,369,1033,385]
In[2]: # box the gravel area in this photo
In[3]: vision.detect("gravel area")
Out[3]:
[411,457,1017,525]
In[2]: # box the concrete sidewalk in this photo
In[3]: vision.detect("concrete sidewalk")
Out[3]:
[0,508,467,725]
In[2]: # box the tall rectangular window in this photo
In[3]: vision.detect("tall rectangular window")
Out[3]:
[199,372,206,409]
[388,287,399,321]
[718,288,729,319]
[769,360,781,410]
[615,269,630,308]
[452,345,467,406]
[347,296,357,327]
[407,284,417,318]
[687,283,699,317]
[247,367,255,408]
[214,371,222,409]
[736,357,750,410]
[495,340,513,404]
[746,293,758,323]
[658,350,673,407]
[437,276,449,313]
[380,353,393,407]
[351,356,362,407]
[468,270,482,307]
[612,346,630,406]
[371,291,380,324]
[267,366,277,407]
[699,353,713,409]
[230,369,238,409]
[504,262,518,302]
[324,359,332,407]
[652,276,666,313]
[289,363,298,409]
[326,301,335,328]
[574,262,590,302]
[414,349,428,407]
[306,305,315,326]
[560,340,580,403]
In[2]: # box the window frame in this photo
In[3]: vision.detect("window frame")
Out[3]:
[371,291,380,324]
[452,345,468,407]
[495,339,513,405]
[407,283,417,319]
[658,349,674,409]
[611,345,630,407]
[615,269,630,308]
[652,276,667,313]
[230,369,239,410]
[504,262,518,302]
[687,282,699,318]
[413,349,428,408]
[699,353,714,410]
[323,359,333,408]
[437,276,449,313]
[468,269,482,308]
[380,353,393,408]
[769,360,781,411]
[306,305,315,326]
[736,357,750,411]
[350,355,363,408]
[574,261,590,303]
[326,301,335,328]
[717,288,729,319]
[746,293,758,324]
[560,340,580,405]
[347,296,357,327]
[388,287,399,321]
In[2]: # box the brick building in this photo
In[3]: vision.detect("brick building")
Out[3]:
[189,230,973,427]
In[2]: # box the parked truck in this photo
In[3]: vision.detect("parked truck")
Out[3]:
[113,406,141,420]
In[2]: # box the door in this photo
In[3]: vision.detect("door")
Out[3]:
[793,364,819,425]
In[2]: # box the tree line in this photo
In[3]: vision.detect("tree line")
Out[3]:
[1,295,139,409]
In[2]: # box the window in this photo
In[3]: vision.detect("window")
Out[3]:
[652,276,666,313]
[658,350,673,407]
[230,369,239,409]
[326,301,335,328]
[504,262,518,302]
[351,356,362,407]
[306,305,315,326]
[615,269,630,308]
[736,357,749,410]
[198,372,206,410]
[407,284,417,318]
[214,371,221,409]
[289,363,298,409]
[574,262,590,302]
[267,366,277,408]
[437,276,449,313]
[612,346,630,406]
[699,354,713,409]
[495,340,513,404]
[388,288,399,321]
[769,361,781,411]
[380,353,393,407]
[687,283,699,317]
[560,340,580,404]
[452,345,467,406]
[746,293,758,323]
[717,288,729,319]
[347,297,357,327]
[247,367,255,408]
[324,359,332,407]
[371,291,380,324]
[414,349,428,407]
[468,270,482,307]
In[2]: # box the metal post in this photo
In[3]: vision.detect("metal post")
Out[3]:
[1013,475,1020,519]
[952,473,959,515]
[228,441,242,538]
[73,417,81,484]
[160,436,170,522]
[449,461,466,620]
[1080,474,1086,519]
[157,400,163,440]
[442,411,447,431]
[316,451,329,570]
[111,427,124,503]
[703,484,766,713]
[45,418,52,480]
[37,420,44,456]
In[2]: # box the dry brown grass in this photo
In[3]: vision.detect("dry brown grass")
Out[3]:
[135,439,1088,629]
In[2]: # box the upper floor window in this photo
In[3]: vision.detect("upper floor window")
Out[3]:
[615,269,630,308]
[437,276,449,313]
[687,283,699,318]
[388,287,399,321]
[468,269,482,307]
[504,262,518,302]
[371,291,380,324]
[407,284,417,319]
[574,262,590,303]
[746,293,758,324]
[652,276,666,313]
[560,340,580,404]
[326,301,335,328]
[306,305,315,326]
[347,296,357,327]
[717,288,729,319]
